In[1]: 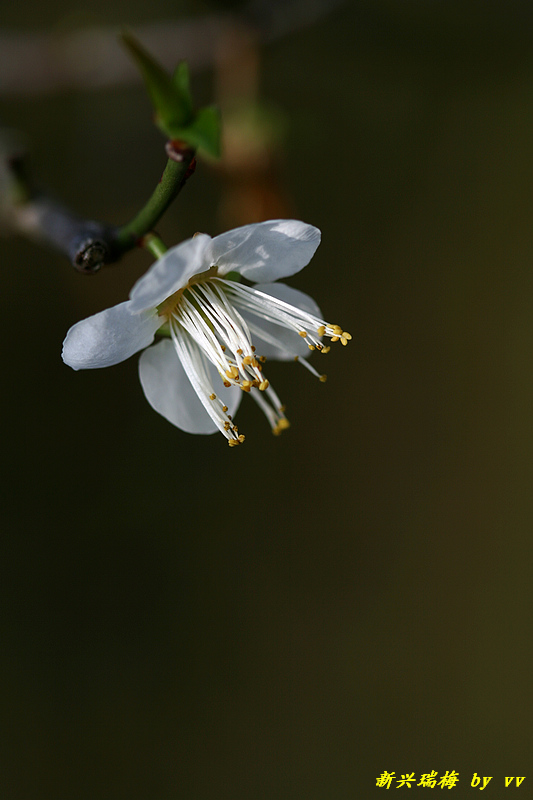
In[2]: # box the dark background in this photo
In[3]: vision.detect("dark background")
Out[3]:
[1,1,533,797]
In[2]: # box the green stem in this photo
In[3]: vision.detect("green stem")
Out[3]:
[114,150,195,250]
[141,232,168,260]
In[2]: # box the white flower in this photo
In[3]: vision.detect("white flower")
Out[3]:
[62,219,351,446]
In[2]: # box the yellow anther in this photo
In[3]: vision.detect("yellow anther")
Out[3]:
[259,379,269,391]
[259,356,267,363]
[228,438,240,447]
[241,381,252,392]
[251,358,259,367]
[272,418,290,436]
[225,366,239,380]
[238,434,245,443]
[237,348,243,355]
[299,331,307,338]
[331,336,339,343]
[330,324,343,335]
[224,421,231,430]
[319,374,327,383]
[252,379,260,388]
[223,380,231,388]
[342,331,352,340]
[321,346,331,354]
[279,404,286,412]
[222,405,228,413]
[308,344,315,351]
[317,325,326,336]
[242,356,253,366]
[221,345,226,352]
[209,393,216,400]
[340,337,348,346]
[251,345,256,352]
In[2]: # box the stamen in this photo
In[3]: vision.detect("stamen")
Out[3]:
[249,383,289,433]
[272,418,291,436]
[218,279,349,354]
[159,271,348,445]
[169,324,241,443]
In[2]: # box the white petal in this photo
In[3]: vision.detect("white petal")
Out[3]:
[208,220,321,283]
[138,339,242,434]
[62,301,160,370]
[129,234,212,312]
[241,282,323,361]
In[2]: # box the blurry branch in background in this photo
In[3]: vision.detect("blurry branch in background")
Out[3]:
[213,25,294,230]
[0,0,347,97]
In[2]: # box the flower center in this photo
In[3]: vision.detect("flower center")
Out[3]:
[156,266,219,318]
[162,272,289,445]
[158,270,350,446]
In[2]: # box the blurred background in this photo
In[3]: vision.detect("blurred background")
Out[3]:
[1,1,533,797]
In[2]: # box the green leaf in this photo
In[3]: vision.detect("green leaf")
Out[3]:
[173,106,222,159]
[121,31,193,132]
[121,32,221,158]
[172,61,193,119]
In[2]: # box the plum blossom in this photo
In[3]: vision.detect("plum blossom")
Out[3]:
[62,219,351,446]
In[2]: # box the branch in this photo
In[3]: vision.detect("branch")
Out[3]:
[1,133,196,272]
[13,195,117,274]
[115,144,196,251]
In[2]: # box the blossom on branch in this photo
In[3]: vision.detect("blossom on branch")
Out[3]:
[62,219,351,446]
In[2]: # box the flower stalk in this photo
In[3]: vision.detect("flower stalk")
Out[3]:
[114,146,196,251]
[140,232,168,260]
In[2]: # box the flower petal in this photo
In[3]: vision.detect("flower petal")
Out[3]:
[138,339,242,434]
[209,220,321,282]
[129,234,212,312]
[62,301,160,370]
[240,282,324,360]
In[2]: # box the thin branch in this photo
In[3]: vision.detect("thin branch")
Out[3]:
[115,146,196,251]
[1,133,196,272]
